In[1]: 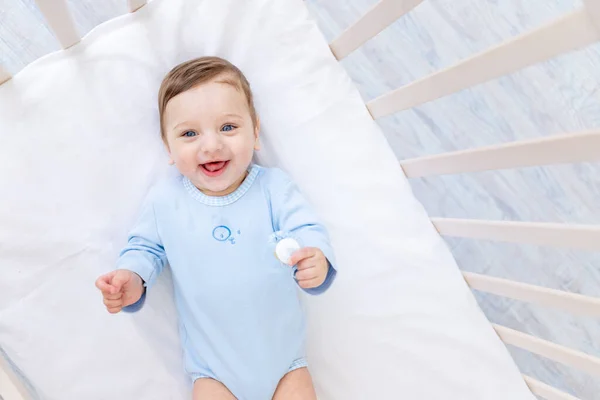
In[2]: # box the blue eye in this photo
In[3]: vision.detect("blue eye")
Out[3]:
[221,124,235,132]
[183,130,197,137]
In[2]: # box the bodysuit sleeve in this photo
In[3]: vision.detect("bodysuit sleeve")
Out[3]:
[115,190,167,312]
[269,169,337,295]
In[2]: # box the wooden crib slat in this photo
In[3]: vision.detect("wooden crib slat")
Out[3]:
[399,130,600,178]
[494,325,600,377]
[0,66,11,85]
[432,218,600,251]
[128,0,147,13]
[583,0,600,32]
[0,356,29,400]
[523,375,581,400]
[33,0,80,49]
[366,9,600,118]
[463,272,600,318]
[329,0,424,60]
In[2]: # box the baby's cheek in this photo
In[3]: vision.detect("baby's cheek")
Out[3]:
[174,148,198,170]
[229,133,255,156]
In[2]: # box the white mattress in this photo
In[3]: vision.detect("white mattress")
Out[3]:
[0,0,535,399]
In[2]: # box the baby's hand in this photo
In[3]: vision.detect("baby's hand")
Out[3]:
[288,247,329,290]
[95,269,144,314]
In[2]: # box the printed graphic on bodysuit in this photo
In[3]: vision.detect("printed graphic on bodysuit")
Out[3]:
[212,225,241,244]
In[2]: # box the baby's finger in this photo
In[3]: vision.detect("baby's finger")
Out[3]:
[298,278,322,289]
[289,247,316,266]
[296,258,316,271]
[95,274,116,294]
[103,298,123,308]
[111,270,130,293]
[104,292,122,301]
[107,306,122,314]
[295,267,318,281]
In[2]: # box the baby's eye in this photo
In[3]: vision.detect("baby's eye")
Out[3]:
[221,124,236,132]
[182,130,197,137]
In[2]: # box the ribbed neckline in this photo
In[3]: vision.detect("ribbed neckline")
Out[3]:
[182,164,260,206]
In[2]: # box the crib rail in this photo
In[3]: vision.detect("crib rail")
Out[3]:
[463,273,600,318]
[0,354,29,400]
[329,0,423,60]
[400,130,600,178]
[0,66,10,86]
[34,0,80,49]
[365,9,600,118]
[493,325,600,378]
[128,0,147,13]
[524,375,581,400]
[583,0,600,29]
[432,219,600,251]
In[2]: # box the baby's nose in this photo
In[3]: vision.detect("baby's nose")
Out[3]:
[201,132,224,154]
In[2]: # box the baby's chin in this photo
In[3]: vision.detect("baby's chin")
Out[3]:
[190,175,241,196]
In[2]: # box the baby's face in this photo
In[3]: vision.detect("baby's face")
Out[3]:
[163,76,259,196]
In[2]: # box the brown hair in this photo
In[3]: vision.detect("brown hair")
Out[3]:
[158,56,257,141]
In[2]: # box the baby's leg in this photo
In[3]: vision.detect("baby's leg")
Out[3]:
[272,367,317,400]
[193,377,236,400]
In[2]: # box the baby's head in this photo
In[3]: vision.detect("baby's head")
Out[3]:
[158,57,260,196]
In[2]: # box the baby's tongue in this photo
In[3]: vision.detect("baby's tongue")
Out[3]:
[204,161,226,172]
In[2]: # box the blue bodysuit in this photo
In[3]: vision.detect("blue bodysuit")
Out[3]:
[116,165,336,399]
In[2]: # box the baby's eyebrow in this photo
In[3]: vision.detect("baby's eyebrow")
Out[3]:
[172,121,193,130]
[223,113,243,119]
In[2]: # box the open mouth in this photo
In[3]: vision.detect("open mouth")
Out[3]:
[199,160,229,177]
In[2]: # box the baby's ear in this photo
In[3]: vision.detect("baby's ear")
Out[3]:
[254,117,261,150]
[163,141,174,164]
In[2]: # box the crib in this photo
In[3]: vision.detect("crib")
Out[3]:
[0,0,599,399]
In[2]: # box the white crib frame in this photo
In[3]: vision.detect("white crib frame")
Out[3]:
[1,1,599,399]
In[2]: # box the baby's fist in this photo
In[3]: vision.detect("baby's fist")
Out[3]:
[95,269,144,314]
[288,247,328,289]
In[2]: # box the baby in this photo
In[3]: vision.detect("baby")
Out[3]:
[95,57,336,400]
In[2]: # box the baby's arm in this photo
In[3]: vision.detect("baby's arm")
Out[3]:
[270,169,336,295]
[96,191,167,313]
